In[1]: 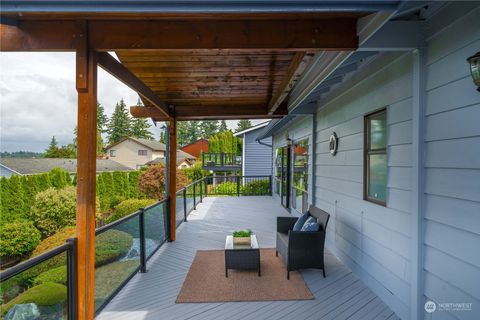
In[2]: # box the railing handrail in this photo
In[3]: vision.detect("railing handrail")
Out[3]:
[0,242,72,282]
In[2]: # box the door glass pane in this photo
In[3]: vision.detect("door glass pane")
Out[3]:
[369,111,387,149]
[368,154,387,202]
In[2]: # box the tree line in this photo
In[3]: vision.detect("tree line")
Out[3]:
[40,99,253,158]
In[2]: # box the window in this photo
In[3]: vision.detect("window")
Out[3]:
[292,139,309,213]
[109,150,116,157]
[138,150,148,156]
[274,148,282,195]
[364,108,387,205]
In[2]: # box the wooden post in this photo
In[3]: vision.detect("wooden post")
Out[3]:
[76,38,97,319]
[168,119,177,241]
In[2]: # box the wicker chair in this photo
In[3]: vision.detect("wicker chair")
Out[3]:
[276,206,330,280]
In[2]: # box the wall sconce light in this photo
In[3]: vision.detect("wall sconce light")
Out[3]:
[467,51,480,92]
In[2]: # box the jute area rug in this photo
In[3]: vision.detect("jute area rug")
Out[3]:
[176,248,314,303]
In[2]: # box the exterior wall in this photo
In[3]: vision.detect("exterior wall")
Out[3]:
[272,115,314,214]
[152,151,165,159]
[422,8,480,320]
[243,130,272,176]
[106,139,154,169]
[313,53,414,319]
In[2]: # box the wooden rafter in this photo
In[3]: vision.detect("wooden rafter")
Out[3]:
[267,52,314,114]
[1,18,358,51]
[97,52,170,118]
[130,104,287,121]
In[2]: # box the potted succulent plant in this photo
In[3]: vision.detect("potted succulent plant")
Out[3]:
[232,229,253,245]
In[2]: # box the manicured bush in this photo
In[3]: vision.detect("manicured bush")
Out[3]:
[95,230,133,267]
[243,179,270,195]
[0,222,41,257]
[33,266,67,286]
[106,199,156,223]
[28,187,77,237]
[0,283,67,316]
[48,168,71,189]
[211,181,238,194]
[97,171,144,212]
[138,165,189,200]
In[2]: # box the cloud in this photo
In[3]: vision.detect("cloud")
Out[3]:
[0,53,267,152]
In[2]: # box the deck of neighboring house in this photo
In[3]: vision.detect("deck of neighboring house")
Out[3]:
[97,196,400,320]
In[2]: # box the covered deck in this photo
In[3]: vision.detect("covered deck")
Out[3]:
[97,196,399,320]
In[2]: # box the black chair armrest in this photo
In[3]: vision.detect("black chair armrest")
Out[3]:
[277,217,298,233]
[288,231,325,251]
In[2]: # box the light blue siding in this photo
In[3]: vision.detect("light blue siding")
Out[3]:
[243,130,272,176]
[0,165,17,178]
[422,6,480,320]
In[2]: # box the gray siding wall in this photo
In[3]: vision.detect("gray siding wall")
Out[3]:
[0,165,16,178]
[243,130,272,176]
[314,53,414,320]
[422,8,480,320]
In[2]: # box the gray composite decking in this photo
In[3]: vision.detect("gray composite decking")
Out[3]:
[97,196,400,320]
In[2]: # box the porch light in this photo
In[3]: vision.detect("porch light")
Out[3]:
[467,51,480,91]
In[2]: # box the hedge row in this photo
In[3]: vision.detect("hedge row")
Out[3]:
[0,169,72,225]
[96,171,145,212]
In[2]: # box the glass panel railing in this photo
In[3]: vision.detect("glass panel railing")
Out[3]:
[144,201,168,259]
[0,244,72,319]
[94,214,141,313]
[176,190,185,227]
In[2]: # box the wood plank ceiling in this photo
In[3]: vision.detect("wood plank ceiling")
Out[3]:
[120,50,304,120]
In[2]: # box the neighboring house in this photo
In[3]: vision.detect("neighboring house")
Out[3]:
[145,150,196,170]
[258,5,480,320]
[105,137,194,170]
[180,138,209,159]
[0,158,132,178]
[233,122,272,177]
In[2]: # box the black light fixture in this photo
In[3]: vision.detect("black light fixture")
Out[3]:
[467,51,480,92]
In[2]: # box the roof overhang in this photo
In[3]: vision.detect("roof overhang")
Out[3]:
[0,0,404,121]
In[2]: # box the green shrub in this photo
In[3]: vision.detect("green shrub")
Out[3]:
[211,181,238,194]
[0,222,41,257]
[106,199,156,223]
[33,266,67,286]
[29,186,99,237]
[243,179,270,195]
[0,283,67,316]
[48,168,71,189]
[95,230,133,267]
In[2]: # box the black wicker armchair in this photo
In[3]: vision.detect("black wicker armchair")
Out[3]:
[276,206,330,279]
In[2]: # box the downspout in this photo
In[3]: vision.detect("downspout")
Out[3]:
[257,138,272,148]
[310,112,317,207]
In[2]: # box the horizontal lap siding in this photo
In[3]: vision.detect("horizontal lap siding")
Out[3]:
[423,7,480,320]
[315,53,414,320]
[243,131,272,176]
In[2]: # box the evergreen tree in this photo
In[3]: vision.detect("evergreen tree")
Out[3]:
[186,121,200,144]
[235,119,253,132]
[130,118,154,140]
[200,120,219,138]
[44,136,60,158]
[107,99,131,144]
[219,120,228,132]
[177,121,190,147]
[159,131,166,144]
[97,103,109,133]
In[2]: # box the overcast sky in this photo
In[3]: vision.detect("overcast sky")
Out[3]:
[0,53,266,152]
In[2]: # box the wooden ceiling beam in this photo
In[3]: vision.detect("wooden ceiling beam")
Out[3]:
[130,105,286,121]
[1,18,358,51]
[96,52,170,118]
[267,52,314,114]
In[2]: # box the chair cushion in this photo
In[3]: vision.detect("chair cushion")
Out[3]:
[300,216,320,232]
[292,212,310,231]
[277,232,289,247]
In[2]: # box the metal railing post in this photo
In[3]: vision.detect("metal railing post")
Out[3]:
[236,176,241,196]
[66,238,77,320]
[204,177,208,197]
[269,175,273,196]
[183,188,187,222]
[139,208,147,273]
[199,179,203,202]
[193,182,196,210]
[166,197,172,242]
